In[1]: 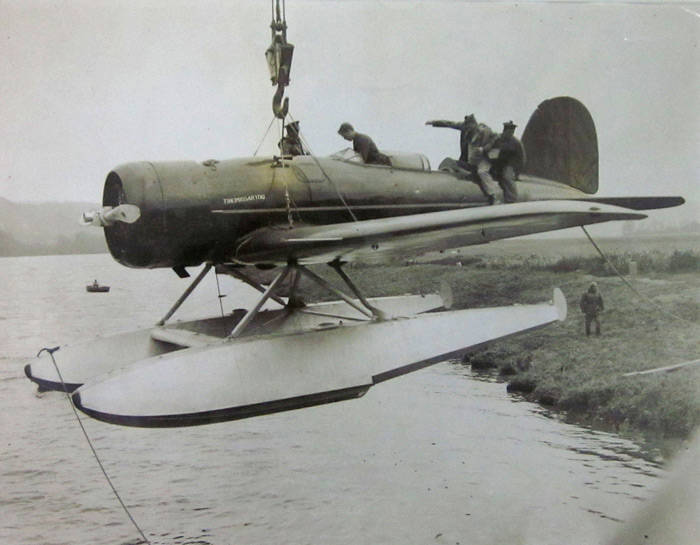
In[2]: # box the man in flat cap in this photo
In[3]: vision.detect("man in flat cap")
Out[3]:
[337,123,391,166]
[426,114,500,204]
[489,120,526,203]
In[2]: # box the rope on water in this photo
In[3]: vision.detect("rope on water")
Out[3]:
[581,225,697,327]
[622,359,700,376]
[37,346,151,545]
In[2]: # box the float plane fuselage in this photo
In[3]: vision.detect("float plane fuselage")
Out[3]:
[98,97,681,272]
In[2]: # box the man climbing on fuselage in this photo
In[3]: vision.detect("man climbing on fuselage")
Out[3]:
[426,114,500,204]
[337,122,391,166]
[490,120,525,203]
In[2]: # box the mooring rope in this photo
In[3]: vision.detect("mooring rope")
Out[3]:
[580,225,697,326]
[37,346,151,545]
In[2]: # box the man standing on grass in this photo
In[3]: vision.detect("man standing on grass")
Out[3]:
[580,282,604,336]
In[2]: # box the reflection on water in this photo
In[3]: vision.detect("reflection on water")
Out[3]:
[1,255,669,545]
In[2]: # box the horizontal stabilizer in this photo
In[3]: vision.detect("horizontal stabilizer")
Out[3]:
[71,290,566,427]
[577,196,685,210]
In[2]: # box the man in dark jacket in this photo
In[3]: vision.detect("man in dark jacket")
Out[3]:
[580,282,604,336]
[337,123,391,166]
[490,120,525,203]
[425,114,500,204]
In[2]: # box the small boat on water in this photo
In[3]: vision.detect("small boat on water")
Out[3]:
[86,280,110,293]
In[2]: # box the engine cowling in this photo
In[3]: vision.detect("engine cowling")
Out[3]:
[102,160,268,269]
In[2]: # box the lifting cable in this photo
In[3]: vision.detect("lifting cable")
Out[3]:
[581,225,697,327]
[287,112,359,222]
[37,346,151,545]
[253,115,301,228]
[253,116,277,157]
[276,117,296,227]
[262,0,357,222]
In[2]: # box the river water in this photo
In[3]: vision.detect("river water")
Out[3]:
[1,255,667,545]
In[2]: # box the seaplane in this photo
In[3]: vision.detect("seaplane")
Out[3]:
[25,2,684,428]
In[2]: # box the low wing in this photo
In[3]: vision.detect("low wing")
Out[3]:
[233,200,647,265]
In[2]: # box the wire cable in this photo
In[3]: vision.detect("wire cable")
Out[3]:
[37,346,151,545]
[581,225,697,326]
[287,112,358,222]
[253,116,277,157]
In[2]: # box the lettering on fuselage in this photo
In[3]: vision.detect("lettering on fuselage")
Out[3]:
[223,194,266,205]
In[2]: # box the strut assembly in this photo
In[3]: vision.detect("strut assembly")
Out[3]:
[156,262,388,338]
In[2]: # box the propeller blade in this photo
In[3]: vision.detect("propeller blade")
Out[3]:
[81,205,141,227]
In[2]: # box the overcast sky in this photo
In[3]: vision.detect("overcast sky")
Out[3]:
[1,0,698,221]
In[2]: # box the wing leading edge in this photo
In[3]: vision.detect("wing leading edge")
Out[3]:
[233,200,648,265]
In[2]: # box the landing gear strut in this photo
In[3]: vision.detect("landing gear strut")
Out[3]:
[157,261,386,338]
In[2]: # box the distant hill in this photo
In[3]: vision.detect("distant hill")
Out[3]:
[0,198,107,256]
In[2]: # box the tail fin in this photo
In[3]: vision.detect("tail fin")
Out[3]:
[521,97,599,194]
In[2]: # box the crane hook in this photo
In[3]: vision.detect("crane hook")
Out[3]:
[272,65,290,119]
[266,0,293,119]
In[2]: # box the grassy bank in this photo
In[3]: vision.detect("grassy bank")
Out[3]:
[281,245,699,447]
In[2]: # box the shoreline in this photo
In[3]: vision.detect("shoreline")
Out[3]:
[290,247,698,456]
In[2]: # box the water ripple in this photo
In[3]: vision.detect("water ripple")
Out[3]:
[1,255,668,545]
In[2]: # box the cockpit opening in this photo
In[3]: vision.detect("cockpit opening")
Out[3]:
[330,148,431,171]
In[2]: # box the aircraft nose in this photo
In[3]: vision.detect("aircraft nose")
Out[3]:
[24,363,32,380]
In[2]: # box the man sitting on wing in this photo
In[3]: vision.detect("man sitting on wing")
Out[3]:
[337,122,391,166]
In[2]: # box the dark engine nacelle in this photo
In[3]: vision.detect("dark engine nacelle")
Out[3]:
[102,160,262,269]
